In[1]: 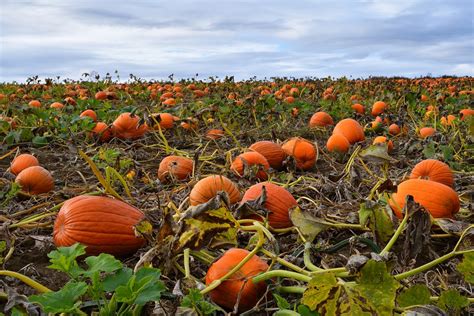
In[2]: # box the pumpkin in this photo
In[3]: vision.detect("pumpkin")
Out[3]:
[205,248,269,312]
[420,94,429,102]
[15,166,54,194]
[180,117,198,130]
[409,159,454,187]
[389,179,459,218]
[440,115,456,127]
[231,152,270,180]
[249,141,287,170]
[28,100,41,108]
[112,112,148,139]
[158,156,194,183]
[281,137,317,170]
[284,96,295,103]
[190,175,241,206]
[206,129,225,140]
[419,127,436,139]
[10,154,39,175]
[351,103,365,114]
[80,109,97,122]
[326,134,350,153]
[373,136,393,152]
[309,111,334,128]
[371,101,387,116]
[240,182,297,228]
[91,122,112,142]
[150,113,177,129]
[388,123,401,135]
[332,118,365,144]
[460,109,474,120]
[53,195,146,255]
[95,91,107,100]
[162,98,176,106]
[50,102,64,109]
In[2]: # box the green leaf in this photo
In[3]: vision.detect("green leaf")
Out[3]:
[83,253,123,277]
[10,307,27,316]
[297,305,320,316]
[115,267,166,305]
[456,252,474,284]
[437,289,469,315]
[422,143,436,159]
[181,288,220,315]
[47,243,86,278]
[289,207,329,243]
[397,284,431,308]
[32,136,48,147]
[356,260,400,314]
[274,310,300,316]
[103,267,133,292]
[273,293,291,310]
[29,281,88,313]
[0,240,6,265]
[359,201,394,244]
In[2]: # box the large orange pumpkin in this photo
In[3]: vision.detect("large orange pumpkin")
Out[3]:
[205,248,269,312]
[190,175,241,206]
[326,134,350,153]
[281,137,317,170]
[332,118,365,144]
[240,182,297,228]
[309,112,334,128]
[158,156,194,183]
[249,141,287,170]
[230,152,270,180]
[389,179,459,218]
[409,159,454,187]
[53,195,146,255]
[112,112,148,139]
[10,154,39,175]
[15,166,54,194]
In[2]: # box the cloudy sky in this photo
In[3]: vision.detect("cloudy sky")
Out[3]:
[0,0,473,82]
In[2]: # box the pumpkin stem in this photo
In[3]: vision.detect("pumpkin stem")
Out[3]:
[0,270,51,293]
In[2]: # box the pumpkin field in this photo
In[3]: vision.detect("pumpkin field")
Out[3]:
[0,76,473,315]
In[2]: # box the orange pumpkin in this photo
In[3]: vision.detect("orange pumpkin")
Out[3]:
[53,195,146,255]
[158,156,194,183]
[15,166,54,194]
[189,175,241,206]
[460,109,474,120]
[283,96,295,103]
[440,115,456,127]
[205,248,268,312]
[332,118,365,144]
[206,129,225,140]
[230,152,270,180]
[10,154,39,175]
[373,136,393,152]
[249,141,287,170]
[151,113,177,129]
[371,101,387,116]
[240,182,297,228]
[419,127,436,139]
[281,137,317,170]
[28,100,41,108]
[389,179,459,218]
[50,102,64,109]
[80,109,97,122]
[91,122,112,142]
[351,103,365,114]
[388,124,401,136]
[309,112,334,128]
[326,134,350,153]
[410,159,454,187]
[112,112,148,139]
[95,91,107,100]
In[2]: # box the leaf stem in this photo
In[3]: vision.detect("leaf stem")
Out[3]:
[252,270,312,283]
[276,286,306,294]
[380,207,409,256]
[0,270,51,293]
[304,242,323,271]
[259,248,311,275]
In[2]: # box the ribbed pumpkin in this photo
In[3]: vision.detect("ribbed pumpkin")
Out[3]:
[10,154,39,175]
[410,159,454,187]
[112,112,148,139]
[332,118,365,144]
[158,156,194,183]
[205,248,269,312]
[249,141,287,170]
[53,195,146,255]
[371,101,387,116]
[389,179,459,218]
[240,182,297,228]
[326,134,350,153]
[15,166,54,194]
[309,111,334,128]
[190,175,241,206]
[230,152,270,180]
[281,137,317,170]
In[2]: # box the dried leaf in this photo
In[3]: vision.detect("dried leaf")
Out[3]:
[402,305,447,316]
[359,200,394,244]
[434,219,470,236]
[289,207,329,243]
[401,203,432,265]
[360,144,397,163]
